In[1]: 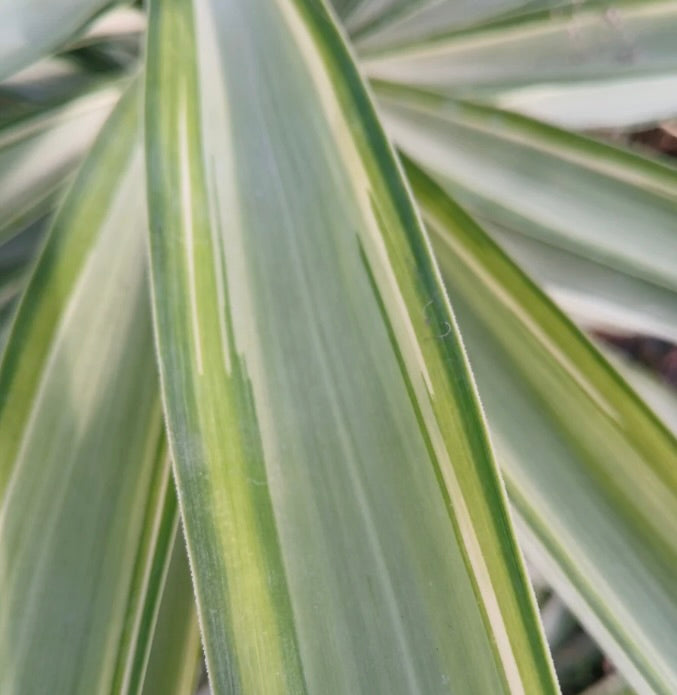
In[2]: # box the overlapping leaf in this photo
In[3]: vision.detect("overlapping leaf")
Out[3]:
[145,0,558,693]
[375,86,677,341]
[0,89,177,695]
[363,1,677,84]
[405,159,677,694]
[0,0,675,693]
[362,1,677,128]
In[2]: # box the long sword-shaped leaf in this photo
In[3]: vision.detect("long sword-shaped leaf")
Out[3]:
[145,1,558,693]
[363,1,677,82]
[352,1,673,130]
[0,88,175,695]
[404,159,677,695]
[0,0,114,81]
[359,0,677,129]
[374,87,677,337]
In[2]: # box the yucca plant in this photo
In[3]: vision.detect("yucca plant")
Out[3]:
[1,1,676,694]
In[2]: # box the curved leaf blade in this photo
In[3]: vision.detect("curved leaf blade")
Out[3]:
[405,159,677,695]
[0,88,175,695]
[145,0,558,693]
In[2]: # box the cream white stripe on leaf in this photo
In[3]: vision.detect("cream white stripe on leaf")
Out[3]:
[178,95,204,376]
[145,0,559,693]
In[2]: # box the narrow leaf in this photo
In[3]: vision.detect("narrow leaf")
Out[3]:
[362,1,677,103]
[0,88,174,695]
[146,0,558,693]
[405,159,677,695]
